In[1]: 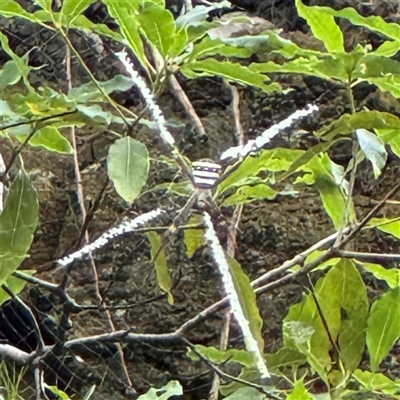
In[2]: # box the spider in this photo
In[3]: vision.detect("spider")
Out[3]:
[50,51,319,382]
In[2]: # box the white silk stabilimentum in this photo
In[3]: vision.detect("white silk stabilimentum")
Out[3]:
[115,50,176,147]
[58,209,162,267]
[203,212,270,379]
[220,104,319,160]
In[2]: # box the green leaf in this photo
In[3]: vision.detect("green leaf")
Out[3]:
[137,381,183,400]
[68,74,135,103]
[278,139,343,181]
[0,171,38,287]
[188,345,254,367]
[227,256,265,356]
[184,214,205,258]
[361,262,400,289]
[315,176,348,230]
[250,56,353,83]
[297,154,354,230]
[217,148,304,196]
[353,369,400,395]
[107,137,149,203]
[366,75,400,99]
[137,2,176,58]
[265,347,307,370]
[327,6,400,43]
[367,286,400,371]
[336,260,369,373]
[373,41,400,58]
[175,1,232,29]
[60,0,95,25]
[223,184,278,206]
[318,111,400,141]
[0,31,33,91]
[376,128,400,158]
[103,0,149,73]
[20,126,74,154]
[0,270,35,306]
[295,0,344,53]
[287,378,313,400]
[356,128,387,179]
[368,217,400,240]
[181,58,280,94]
[284,294,331,383]
[0,0,51,27]
[0,60,22,90]
[70,14,124,42]
[146,231,173,305]
[168,28,189,58]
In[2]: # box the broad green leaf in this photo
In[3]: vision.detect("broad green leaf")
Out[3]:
[189,37,254,62]
[175,1,232,29]
[224,387,267,400]
[68,75,135,103]
[168,28,189,58]
[314,176,348,230]
[265,347,307,370]
[0,170,38,286]
[19,126,74,154]
[184,214,205,258]
[146,231,173,305]
[227,256,265,357]
[361,262,400,289]
[283,294,331,383]
[368,217,400,240]
[217,148,304,196]
[297,154,354,230]
[0,32,33,91]
[70,15,124,42]
[0,0,51,27]
[189,345,254,367]
[356,129,387,179]
[181,58,280,94]
[353,369,400,395]
[357,55,400,78]
[287,378,313,400]
[373,41,400,57]
[336,260,369,373]
[314,263,345,342]
[376,128,400,158]
[367,286,400,371]
[77,104,114,125]
[318,111,400,141]
[278,139,343,181]
[107,137,149,203]
[0,270,35,305]
[366,75,400,99]
[223,184,278,206]
[60,0,95,26]
[137,380,182,400]
[250,56,351,83]
[103,0,149,73]
[327,6,400,43]
[137,2,176,58]
[295,0,344,53]
[0,60,22,90]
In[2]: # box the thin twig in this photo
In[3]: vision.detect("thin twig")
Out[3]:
[169,74,207,139]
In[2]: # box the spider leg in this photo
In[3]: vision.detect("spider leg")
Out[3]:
[151,191,198,263]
